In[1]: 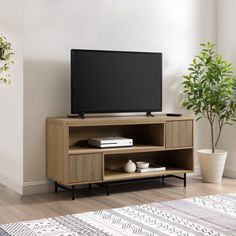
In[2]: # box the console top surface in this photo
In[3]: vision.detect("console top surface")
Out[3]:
[47,114,193,127]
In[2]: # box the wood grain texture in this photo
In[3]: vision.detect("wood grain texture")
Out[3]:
[104,168,192,181]
[68,144,165,155]
[0,177,236,224]
[47,116,194,187]
[68,154,102,183]
[47,115,193,127]
[165,120,193,148]
[46,122,69,184]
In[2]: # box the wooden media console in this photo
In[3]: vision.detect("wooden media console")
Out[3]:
[46,115,194,200]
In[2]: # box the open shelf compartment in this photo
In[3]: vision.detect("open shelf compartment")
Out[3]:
[104,149,193,181]
[69,123,165,154]
[104,168,192,181]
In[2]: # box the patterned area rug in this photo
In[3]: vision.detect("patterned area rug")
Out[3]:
[0,193,236,236]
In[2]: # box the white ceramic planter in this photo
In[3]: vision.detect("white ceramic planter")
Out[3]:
[198,149,227,183]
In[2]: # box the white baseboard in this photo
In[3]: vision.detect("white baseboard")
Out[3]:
[12,167,233,195]
[22,166,202,195]
[189,166,236,178]
[23,180,54,195]
[223,168,236,178]
[1,164,203,196]
[23,180,89,195]
[191,166,236,178]
[0,174,23,194]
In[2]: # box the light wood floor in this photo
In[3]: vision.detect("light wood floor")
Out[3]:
[0,176,236,224]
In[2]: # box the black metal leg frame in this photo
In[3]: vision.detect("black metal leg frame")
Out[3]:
[54,182,76,200]
[54,173,187,200]
[163,173,187,187]
[97,183,110,196]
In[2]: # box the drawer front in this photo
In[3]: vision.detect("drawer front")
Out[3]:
[68,153,102,183]
[166,120,193,148]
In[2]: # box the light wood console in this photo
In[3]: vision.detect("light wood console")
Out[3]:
[46,115,194,199]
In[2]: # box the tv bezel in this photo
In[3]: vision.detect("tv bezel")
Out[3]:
[71,49,162,115]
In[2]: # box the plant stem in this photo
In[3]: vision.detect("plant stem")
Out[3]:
[210,122,215,153]
[215,120,223,148]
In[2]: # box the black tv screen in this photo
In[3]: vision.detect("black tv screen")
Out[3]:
[71,49,162,114]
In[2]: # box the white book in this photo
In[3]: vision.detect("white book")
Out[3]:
[136,166,166,173]
[90,137,131,144]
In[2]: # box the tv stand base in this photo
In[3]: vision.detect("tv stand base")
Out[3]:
[68,112,155,118]
[54,174,187,200]
[146,111,154,117]
[67,113,85,119]
[55,182,76,200]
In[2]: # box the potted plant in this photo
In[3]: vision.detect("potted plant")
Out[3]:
[0,33,14,84]
[183,42,236,183]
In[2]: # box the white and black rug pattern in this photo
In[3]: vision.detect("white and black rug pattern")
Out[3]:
[1,193,236,236]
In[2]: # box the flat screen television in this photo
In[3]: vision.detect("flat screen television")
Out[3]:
[71,49,162,115]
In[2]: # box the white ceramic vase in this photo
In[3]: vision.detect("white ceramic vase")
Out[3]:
[198,149,227,183]
[124,160,136,173]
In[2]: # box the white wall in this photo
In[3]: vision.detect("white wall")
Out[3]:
[0,0,24,193]
[23,0,216,189]
[217,0,236,178]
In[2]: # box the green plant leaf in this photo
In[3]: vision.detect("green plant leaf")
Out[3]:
[0,33,14,84]
[182,41,236,151]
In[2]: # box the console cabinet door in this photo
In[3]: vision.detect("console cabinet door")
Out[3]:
[68,153,102,183]
[166,120,193,148]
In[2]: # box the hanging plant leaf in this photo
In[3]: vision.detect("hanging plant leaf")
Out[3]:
[0,33,14,84]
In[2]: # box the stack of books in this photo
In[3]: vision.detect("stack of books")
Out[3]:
[136,165,166,173]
